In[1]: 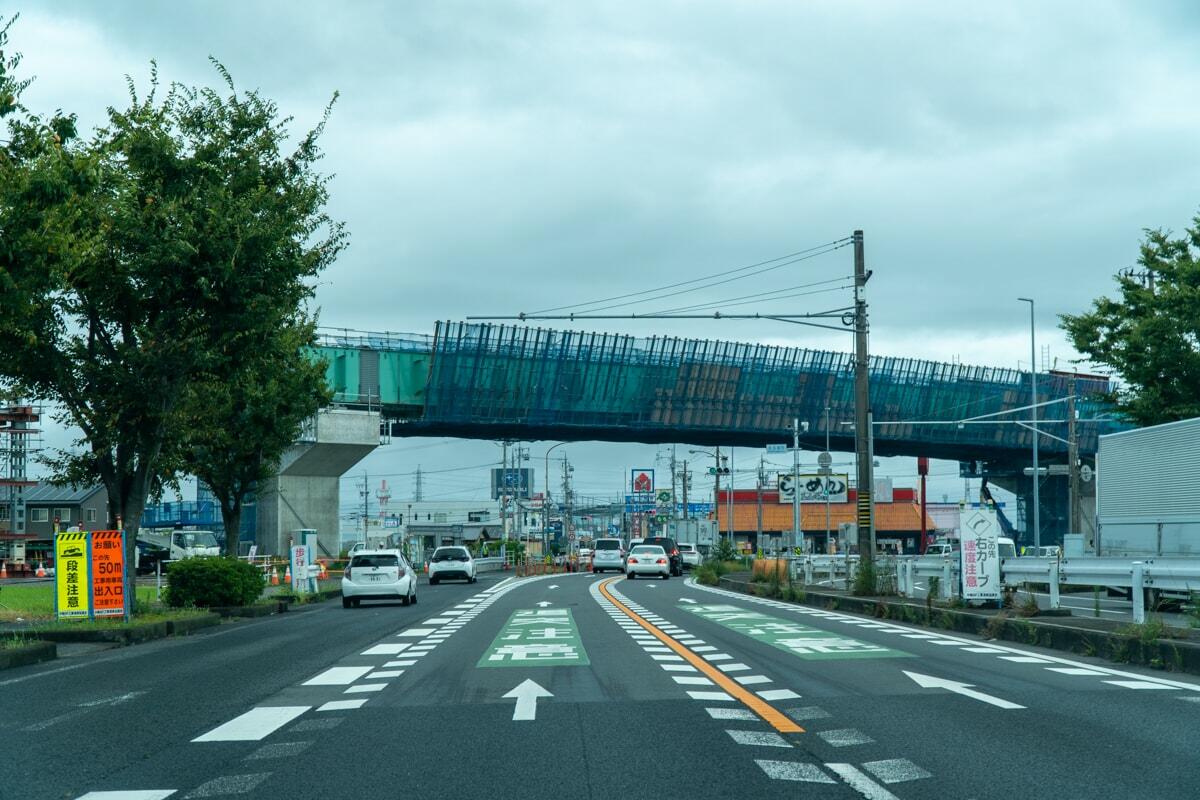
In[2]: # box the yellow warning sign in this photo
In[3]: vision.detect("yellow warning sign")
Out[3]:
[55,532,91,619]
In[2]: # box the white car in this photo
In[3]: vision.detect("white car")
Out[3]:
[341,550,417,608]
[591,538,625,573]
[625,544,670,580]
[677,543,701,569]
[428,546,477,584]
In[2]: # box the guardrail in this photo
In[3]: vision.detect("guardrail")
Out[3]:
[474,557,506,573]
[790,553,1200,624]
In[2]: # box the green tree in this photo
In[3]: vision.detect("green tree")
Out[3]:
[1061,217,1200,426]
[181,319,331,556]
[0,24,343,589]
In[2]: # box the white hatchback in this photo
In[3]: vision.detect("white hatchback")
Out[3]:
[428,546,477,584]
[342,550,417,607]
[625,544,670,580]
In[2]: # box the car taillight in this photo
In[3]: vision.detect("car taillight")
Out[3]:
[344,566,352,580]
[628,558,638,564]
[656,558,666,564]
[672,549,679,556]
[398,567,407,578]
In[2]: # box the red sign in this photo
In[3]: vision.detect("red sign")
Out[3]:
[632,470,654,493]
[90,530,126,617]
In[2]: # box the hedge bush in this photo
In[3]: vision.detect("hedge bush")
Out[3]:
[164,557,265,608]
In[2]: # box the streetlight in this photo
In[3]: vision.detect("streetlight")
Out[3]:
[1018,297,1040,551]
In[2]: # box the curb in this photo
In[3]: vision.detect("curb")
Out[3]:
[717,576,1200,676]
[22,615,221,646]
[0,641,56,670]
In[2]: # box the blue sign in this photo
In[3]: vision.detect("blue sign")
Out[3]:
[623,496,714,515]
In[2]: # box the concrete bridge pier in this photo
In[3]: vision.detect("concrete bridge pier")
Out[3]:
[256,408,380,558]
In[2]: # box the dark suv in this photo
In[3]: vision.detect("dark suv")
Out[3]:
[641,536,683,576]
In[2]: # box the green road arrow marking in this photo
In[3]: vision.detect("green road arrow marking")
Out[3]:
[681,604,909,661]
[478,608,590,668]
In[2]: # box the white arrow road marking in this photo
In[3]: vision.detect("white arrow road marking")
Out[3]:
[549,584,559,589]
[903,671,1025,710]
[680,598,697,604]
[535,601,553,608]
[503,679,553,721]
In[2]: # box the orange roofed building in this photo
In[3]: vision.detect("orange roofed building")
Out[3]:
[714,487,936,555]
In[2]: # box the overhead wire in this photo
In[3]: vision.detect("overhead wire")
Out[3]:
[645,275,853,315]
[528,237,852,315]
[649,282,854,316]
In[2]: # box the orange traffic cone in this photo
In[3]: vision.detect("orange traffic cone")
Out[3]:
[1,561,7,579]
[270,567,280,586]
[35,562,46,578]
[319,561,328,580]
[283,564,292,584]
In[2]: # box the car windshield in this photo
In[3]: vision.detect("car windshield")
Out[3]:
[595,540,621,551]
[433,548,469,561]
[631,546,664,555]
[174,531,218,548]
[998,542,1017,558]
[351,554,399,568]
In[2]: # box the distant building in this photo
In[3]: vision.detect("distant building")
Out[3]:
[0,482,110,564]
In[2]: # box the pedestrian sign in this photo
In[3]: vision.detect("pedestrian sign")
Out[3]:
[55,532,91,619]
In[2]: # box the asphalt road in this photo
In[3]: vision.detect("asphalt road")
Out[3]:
[4,570,1199,800]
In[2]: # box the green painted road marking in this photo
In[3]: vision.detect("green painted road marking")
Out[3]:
[681,604,909,661]
[478,608,590,667]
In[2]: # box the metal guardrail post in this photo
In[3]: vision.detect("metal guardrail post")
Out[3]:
[1049,560,1060,610]
[804,559,813,586]
[1131,562,1145,624]
[941,559,952,599]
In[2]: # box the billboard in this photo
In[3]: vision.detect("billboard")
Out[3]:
[631,469,654,494]
[777,473,849,504]
[491,468,534,500]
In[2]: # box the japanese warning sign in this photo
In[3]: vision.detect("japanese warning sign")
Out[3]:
[90,530,127,617]
[54,531,92,619]
[960,507,1002,601]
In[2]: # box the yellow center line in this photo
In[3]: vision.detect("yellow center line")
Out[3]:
[598,577,803,734]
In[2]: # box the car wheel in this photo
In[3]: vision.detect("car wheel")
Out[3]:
[627,572,635,580]
[401,593,410,606]
[662,572,669,580]
[410,589,417,605]
[351,598,361,608]
[430,577,439,585]
[342,597,352,609]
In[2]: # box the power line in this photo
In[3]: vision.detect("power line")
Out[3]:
[646,275,852,315]
[649,282,854,316]
[529,238,852,315]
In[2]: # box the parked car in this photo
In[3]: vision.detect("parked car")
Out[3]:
[591,538,625,573]
[428,546,477,584]
[625,544,670,580]
[341,550,417,607]
[640,536,683,576]
[677,542,701,569]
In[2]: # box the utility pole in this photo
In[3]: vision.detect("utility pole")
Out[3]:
[824,406,832,553]
[1019,298,1041,551]
[713,446,722,548]
[756,457,764,554]
[853,230,875,566]
[681,461,689,521]
[792,418,802,555]
[1068,376,1081,537]
[728,448,735,552]
[670,446,678,522]
[500,440,509,541]
[413,465,424,502]
[359,472,369,545]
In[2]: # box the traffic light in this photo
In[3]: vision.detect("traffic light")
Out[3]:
[707,466,731,476]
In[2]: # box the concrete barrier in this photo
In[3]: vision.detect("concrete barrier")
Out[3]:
[0,641,56,671]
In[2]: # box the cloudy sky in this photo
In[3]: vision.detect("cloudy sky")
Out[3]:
[13,2,1200,517]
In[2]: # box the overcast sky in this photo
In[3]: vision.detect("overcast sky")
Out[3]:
[13,2,1200,515]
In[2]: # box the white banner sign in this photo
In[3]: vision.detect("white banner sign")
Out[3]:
[777,473,849,504]
[960,507,1002,601]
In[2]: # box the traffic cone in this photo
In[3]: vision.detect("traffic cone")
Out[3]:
[283,565,292,584]
[0,561,7,579]
[319,561,328,580]
[36,562,46,578]
[270,567,280,586]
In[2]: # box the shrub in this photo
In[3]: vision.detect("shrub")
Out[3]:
[164,557,265,608]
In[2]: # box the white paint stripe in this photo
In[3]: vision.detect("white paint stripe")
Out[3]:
[999,656,1053,664]
[702,653,732,661]
[317,699,367,711]
[687,690,734,701]
[344,684,387,694]
[1046,667,1107,676]
[660,664,697,672]
[736,675,772,686]
[672,676,714,685]
[1104,680,1180,690]
[861,758,932,784]
[962,647,1007,653]
[929,640,963,646]
[691,646,717,652]
[826,763,901,800]
[423,618,452,624]
[652,654,684,662]
[362,643,410,656]
[642,646,672,653]
[706,707,757,720]
[755,760,835,783]
[717,663,751,673]
[193,706,310,742]
[75,793,177,800]
[303,666,373,686]
[397,628,436,637]
[384,660,416,667]
[725,730,791,747]
[367,670,404,679]
[757,689,801,701]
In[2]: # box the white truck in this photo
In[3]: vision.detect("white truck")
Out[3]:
[135,529,221,573]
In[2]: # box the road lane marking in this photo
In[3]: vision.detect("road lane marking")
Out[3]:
[1046,667,1107,676]
[707,708,757,720]
[662,664,698,672]
[193,707,310,742]
[384,660,416,667]
[726,730,791,747]
[672,676,714,685]
[755,760,835,783]
[1103,680,1179,690]
[599,578,802,734]
[652,654,685,662]
[862,758,932,783]
[182,773,270,798]
[826,763,901,799]
[687,690,734,701]
[76,793,177,800]
[998,656,1052,663]
[398,628,436,637]
[504,678,553,720]
[903,671,1024,709]
[363,643,410,655]
[367,670,404,679]
[718,663,751,672]
[424,617,452,624]
[344,684,387,694]
[317,700,366,711]
[303,667,373,686]
[817,728,875,747]
[245,741,313,760]
[736,675,772,686]
[478,608,590,667]
[702,653,732,661]
[681,603,906,661]
[758,689,801,701]
[785,706,831,721]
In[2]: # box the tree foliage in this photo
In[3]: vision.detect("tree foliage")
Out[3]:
[0,18,343,588]
[1061,217,1200,427]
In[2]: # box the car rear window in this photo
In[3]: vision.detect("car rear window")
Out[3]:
[351,554,399,568]
[433,548,469,561]
[594,540,621,550]
[678,544,695,551]
[631,545,664,555]
[644,538,674,548]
